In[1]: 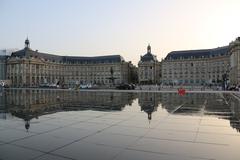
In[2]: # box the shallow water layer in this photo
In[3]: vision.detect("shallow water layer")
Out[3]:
[0,89,240,160]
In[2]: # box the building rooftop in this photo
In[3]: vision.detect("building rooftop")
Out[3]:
[62,55,125,64]
[12,47,62,62]
[140,44,158,62]
[11,39,125,64]
[165,46,229,60]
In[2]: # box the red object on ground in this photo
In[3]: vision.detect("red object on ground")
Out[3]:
[178,88,186,96]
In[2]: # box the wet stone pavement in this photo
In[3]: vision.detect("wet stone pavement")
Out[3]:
[0,89,240,160]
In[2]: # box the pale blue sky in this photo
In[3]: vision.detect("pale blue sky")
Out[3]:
[1,0,240,64]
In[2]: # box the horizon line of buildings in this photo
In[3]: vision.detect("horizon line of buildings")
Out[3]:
[0,37,240,87]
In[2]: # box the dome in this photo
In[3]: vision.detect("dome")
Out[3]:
[140,44,157,62]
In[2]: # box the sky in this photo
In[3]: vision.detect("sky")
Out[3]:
[0,0,240,65]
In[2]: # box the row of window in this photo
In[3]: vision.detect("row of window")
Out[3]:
[9,63,121,70]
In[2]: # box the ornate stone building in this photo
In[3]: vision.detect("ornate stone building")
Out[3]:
[7,39,135,87]
[138,45,161,84]
[162,46,230,86]
[229,37,240,85]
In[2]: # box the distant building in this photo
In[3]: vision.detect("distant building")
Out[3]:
[7,39,136,87]
[0,49,17,56]
[0,49,17,81]
[138,44,161,84]
[0,56,7,80]
[229,37,240,86]
[162,46,230,86]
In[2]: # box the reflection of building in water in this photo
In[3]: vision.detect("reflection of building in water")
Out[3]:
[224,94,240,132]
[0,91,6,119]
[0,92,12,119]
[4,90,136,131]
[159,93,208,114]
[159,92,240,131]
[229,38,240,85]
[138,92,160,121]
[3,90,240,132]
[203,93,240,132]
[204,94,231,117]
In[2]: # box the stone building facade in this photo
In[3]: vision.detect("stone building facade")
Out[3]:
[229,37,240,86]
[138,45,161,84]
[7,39,135,87]
[161,46,230,86]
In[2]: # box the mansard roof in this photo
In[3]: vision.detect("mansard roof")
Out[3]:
[62,55,124,64]
[11,47,125,64]
[165,46,229,60]
[141,52,158,62]
[11,47,62,62]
